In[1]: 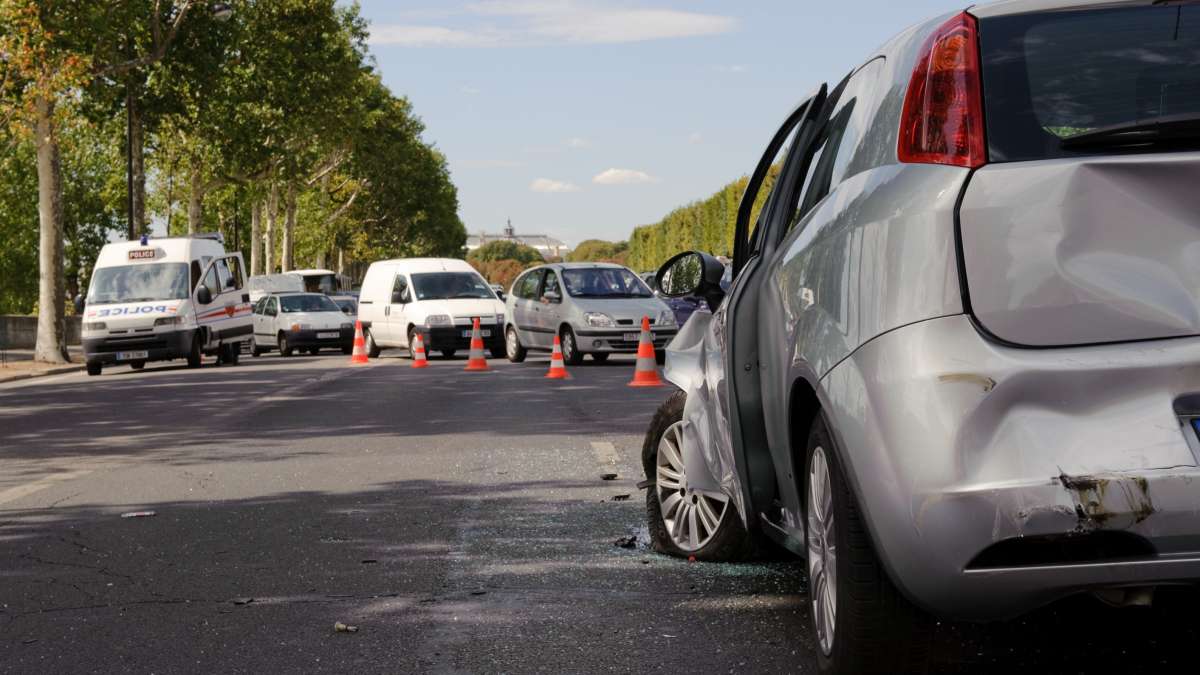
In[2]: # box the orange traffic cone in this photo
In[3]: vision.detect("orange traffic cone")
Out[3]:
[411,332,429,369]
[350,321,369,365]
[545,334,570,379]
[628,316,664,387]
[464,318,489,371]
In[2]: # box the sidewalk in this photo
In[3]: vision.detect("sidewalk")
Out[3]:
[0,347,84,383]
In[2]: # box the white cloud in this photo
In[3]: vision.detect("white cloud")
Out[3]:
[458,159,524,169]
[688,132,703,145]
[593,168,659,185]
[530,178,580,193]
[368,2,737,47]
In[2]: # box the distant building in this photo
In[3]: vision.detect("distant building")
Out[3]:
[465,220,571,260]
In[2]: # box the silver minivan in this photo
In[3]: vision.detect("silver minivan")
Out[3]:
[643,2,1200,672]
[504,263,677,364]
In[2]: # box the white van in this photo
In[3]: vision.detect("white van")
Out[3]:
[78,234,252,376]
[358,258,506,359]
[246,273,305,302]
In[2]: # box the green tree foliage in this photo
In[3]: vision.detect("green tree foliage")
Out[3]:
[467,240,544,266]
[469,259,526,291]
[626,165,780,272]
[566,239,628,264]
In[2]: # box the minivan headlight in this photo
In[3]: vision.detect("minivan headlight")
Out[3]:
[425,314,452,326]
[657,310,676,327]
[585,312,615,327]
[154,316,182,327]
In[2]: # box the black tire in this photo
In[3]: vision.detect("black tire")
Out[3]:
[590,352,610,363]
[560,326,584,366]
[643,390,754,562]
[441,349,457,359]
[365,328,381,358]
[130,361,146,370]
[505,326,527,363]
[86,362,102,377]
[805,413,932,675]
[278,333,293,357]
[186,335,202,369]
[407,327,419,360]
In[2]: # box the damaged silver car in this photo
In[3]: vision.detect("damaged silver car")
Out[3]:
[641,1,1200,672]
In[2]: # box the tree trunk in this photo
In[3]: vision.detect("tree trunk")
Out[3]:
[34,94,69,364]
[336,248,345,276]
[264,183,278,274]
[282,183,296,272]
[315,250,326,269]
[187,162,203,234]
[129,90,147,236]
[250,200,262,276]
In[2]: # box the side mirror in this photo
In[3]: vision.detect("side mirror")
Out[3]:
[342,306,353,315]
[657,251,726,311]
[73,294,85,314]
[391,291,404,304]
[196,286,213,305]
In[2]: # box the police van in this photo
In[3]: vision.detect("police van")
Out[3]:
[78,234,253,376]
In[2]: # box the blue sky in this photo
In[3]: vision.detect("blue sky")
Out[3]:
[355,1,963,245]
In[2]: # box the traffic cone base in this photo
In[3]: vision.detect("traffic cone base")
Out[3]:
[464,318,490,371]
[411,332,429,369]
[545,335,570,379]
[350,321,369,365]
[628,315,664,387]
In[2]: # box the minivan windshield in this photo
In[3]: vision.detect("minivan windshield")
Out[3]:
[87,263,190,305]
[410,272,496,300]
[280,294,341,313]
[980,5,1200,161]
[562,268,652,298]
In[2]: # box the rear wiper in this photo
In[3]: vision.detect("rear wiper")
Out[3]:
[1060,114,1200,150]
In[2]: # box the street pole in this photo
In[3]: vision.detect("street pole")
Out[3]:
[126,78,135,242]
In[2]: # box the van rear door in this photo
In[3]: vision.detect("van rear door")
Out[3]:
[960,4,1200,346]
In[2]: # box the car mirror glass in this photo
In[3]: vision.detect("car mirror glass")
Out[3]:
[196,286,212,305]
[658,252,704,297]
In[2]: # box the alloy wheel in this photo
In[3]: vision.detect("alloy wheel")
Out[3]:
[506,327,519,358]
[807,445,837,656]
[655,420,729,551]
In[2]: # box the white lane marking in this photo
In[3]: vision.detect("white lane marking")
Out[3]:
[591,441,620,466]
[0,468,93,506]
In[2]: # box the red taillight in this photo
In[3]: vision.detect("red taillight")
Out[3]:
[898,12,986,168]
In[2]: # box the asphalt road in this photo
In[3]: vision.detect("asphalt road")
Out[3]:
[1,351,1198,674]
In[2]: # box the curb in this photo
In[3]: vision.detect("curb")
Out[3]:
[0,364,84,384]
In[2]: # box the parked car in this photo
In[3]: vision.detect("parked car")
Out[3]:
[329,295,358,316]
[251,292,354,356]
[643,3,1200,673]
[504,263,677,365]
[79,233,251,376]
[357,258,506,358]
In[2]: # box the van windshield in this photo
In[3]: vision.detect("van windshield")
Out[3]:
[410,272,496,300]
[87,263,190,305]
[980,5,1200,161]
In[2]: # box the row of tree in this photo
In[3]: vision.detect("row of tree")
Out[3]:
[625,166,779,272]
[0,1,465,362]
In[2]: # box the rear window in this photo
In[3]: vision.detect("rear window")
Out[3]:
[979,5,1200,161]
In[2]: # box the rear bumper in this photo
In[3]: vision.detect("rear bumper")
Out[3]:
[823,314,1200,620]
[575,327,677,353]
[83,329,195,365]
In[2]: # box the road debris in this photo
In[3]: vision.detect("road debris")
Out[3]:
[120,511,156,518]
[361,559,378,564]
[614,535,638,549]
[470,590,487,596]
[231,597,255,606]
[601,473,618,481]
[611,494,630,502]
[334,621,359,633]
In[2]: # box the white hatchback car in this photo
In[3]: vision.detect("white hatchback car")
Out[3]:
[251,292,354,356]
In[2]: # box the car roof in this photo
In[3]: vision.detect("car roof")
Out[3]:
[549,262,627,271]
[371,257,475,274]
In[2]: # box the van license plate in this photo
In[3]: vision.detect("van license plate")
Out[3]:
[317,332,339,339]
[116,350,149,361]
[624,332,648,342]
[463,329,492,338]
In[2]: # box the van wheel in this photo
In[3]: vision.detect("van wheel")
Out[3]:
[86,362,102,377]
[278,333,293,357]
[560,326,584,366]
[407,327,419,360]
[805,413,931,674]
[643,391,753,561]
[186,336,202,369]
[130,361,146,370]
[365,328,381,358]
[506,326,527,363]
